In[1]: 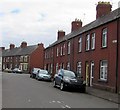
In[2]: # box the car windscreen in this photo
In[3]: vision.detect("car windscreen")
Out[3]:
[63,70,76,78]
[40,70,48,74]
[33,68,40,73]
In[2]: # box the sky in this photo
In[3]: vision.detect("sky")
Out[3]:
[0,0,119,49]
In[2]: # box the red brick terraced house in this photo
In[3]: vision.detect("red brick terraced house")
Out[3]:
[2,41,44,73]
[44,2,120,93]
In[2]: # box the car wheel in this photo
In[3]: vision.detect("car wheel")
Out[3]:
[53,80,56,87]
[60,82,65,91]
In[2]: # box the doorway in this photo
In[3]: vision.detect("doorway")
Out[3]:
[85,62,89,86]
[90,61,94,86]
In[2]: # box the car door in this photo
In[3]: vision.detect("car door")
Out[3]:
[55,70,63,85]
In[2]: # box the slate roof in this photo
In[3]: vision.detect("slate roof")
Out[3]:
[46,7,120,49]
[2,45,38,57]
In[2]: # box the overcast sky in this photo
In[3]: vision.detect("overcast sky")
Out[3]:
[0,0,119,49]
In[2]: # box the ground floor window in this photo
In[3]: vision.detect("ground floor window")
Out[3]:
[20,63,28,71]
[44,64,46,70]
[56,63,58,73]
[50,64,53,74]
[3,64,5,70]
[77,62,82,77]
[67,62,70,70]
[100,60,108,81]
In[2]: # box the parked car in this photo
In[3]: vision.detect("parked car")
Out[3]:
[12,68,23,73]
[30,68,41,78]
[36,70,52,81]
[4,68,12,73]
[53,69,86,92]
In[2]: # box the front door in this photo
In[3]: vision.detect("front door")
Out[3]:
[90,62,94,86]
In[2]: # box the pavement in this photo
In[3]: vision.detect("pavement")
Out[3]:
[86,86,120,104]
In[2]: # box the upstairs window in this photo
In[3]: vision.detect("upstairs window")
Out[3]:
[78,37,82,52]
[60,46,63,56]
[102,28,107,48]
[91,33,95,50]
[63,44,65,55]
[20,56,23,62]
[51,48,53,58]
[45,52,47,59]
[86,34,90,51]
[67,42,70,54]
[56,47,59,57]
[24,56,28,62]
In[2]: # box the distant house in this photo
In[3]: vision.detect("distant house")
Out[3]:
[44,2,120,93]
[0,47,5,71]
[2,41,44,73]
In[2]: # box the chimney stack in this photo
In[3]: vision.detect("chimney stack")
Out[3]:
[96,1,112,19]
[10,44,15,50]
[21,41,27,48]
[57,30,65,40]
[71,19,82,32]
[38,43,44,48]
[0,47,5,51]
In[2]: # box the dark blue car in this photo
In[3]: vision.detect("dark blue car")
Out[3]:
[53,69,86,92]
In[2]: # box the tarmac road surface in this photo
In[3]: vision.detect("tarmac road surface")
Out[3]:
[2,72,119,108]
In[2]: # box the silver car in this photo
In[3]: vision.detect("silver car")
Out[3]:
[36,70,51,81]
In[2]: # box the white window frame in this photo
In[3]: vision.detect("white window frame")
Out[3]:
[56,63,58,73]
[51,48,53,58]
[67,62,70,70]
[50,64,53,74]
[60,46,63,56]
[91,33,95,50]
[100,60,108,81]
[78,37,82,52]
[63,44,65,55]
[3,58,5,62]
[102,28,107,48]
[67,42,70,54]
[20,56,23,62]
[25,56,28,62]
[60,63,62,69]
[86,34,90,51]
[44,64,46,70]
[56,47,59,57]
[77,62,82,77]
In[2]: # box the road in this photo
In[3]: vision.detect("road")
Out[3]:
[2,72,118,108]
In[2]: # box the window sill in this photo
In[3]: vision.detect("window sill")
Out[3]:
[85,50,90,52]
[101,46,107,49]
[98,79,108,83]
[91,48,95,51]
